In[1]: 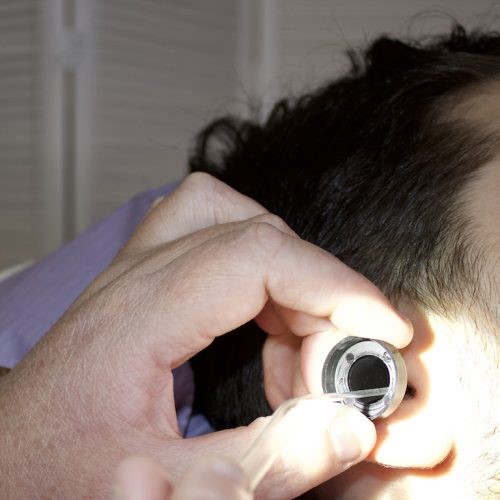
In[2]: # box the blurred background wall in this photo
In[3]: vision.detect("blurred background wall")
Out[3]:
[1,0,498,268]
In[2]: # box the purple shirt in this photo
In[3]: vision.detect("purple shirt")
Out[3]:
[0,183,212,437]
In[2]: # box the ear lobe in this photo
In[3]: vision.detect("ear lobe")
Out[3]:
[366,302,455,469]
[368,397,454,468]
[262,333,304,410]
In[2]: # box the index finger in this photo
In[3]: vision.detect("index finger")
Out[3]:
[263,234,413,347]
[154,223,412,368]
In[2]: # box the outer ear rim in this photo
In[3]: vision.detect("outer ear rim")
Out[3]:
[368,403,455,468]
[366,301,455,469]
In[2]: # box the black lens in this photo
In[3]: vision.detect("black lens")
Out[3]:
[348,355,389,404]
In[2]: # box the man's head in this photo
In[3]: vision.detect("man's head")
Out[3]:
[189,26,499,498]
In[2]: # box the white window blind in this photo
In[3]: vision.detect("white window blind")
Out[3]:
[82,0,242,230]
[0,0,243,268]
[0,0,43,268]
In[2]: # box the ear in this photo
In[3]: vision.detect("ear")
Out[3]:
[262,333,306,410]
[263,303,456,470]
[365,301,455,469]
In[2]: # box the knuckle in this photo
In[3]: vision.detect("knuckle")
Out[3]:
[182,172,233,218]
[255,213,291,234]
[182,171,218,194]
[243,221,287,256]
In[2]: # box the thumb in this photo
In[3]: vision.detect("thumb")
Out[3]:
[174,403,375,499]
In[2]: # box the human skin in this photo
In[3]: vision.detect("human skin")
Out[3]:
[114,455,253,500]
[112,158,499,500]
[262,157,500,499]
[0,173,412,499]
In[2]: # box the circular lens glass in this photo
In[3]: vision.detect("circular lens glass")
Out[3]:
[347,355,390,404]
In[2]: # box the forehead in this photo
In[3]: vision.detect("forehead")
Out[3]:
[467,159,500,260]
[445,79,500,311]
[465,158,500,315]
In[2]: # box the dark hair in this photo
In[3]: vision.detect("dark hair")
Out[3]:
[188,26,500,430]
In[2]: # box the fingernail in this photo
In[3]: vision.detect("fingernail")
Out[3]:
[329,408,374,466]
[210,458,250,490]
